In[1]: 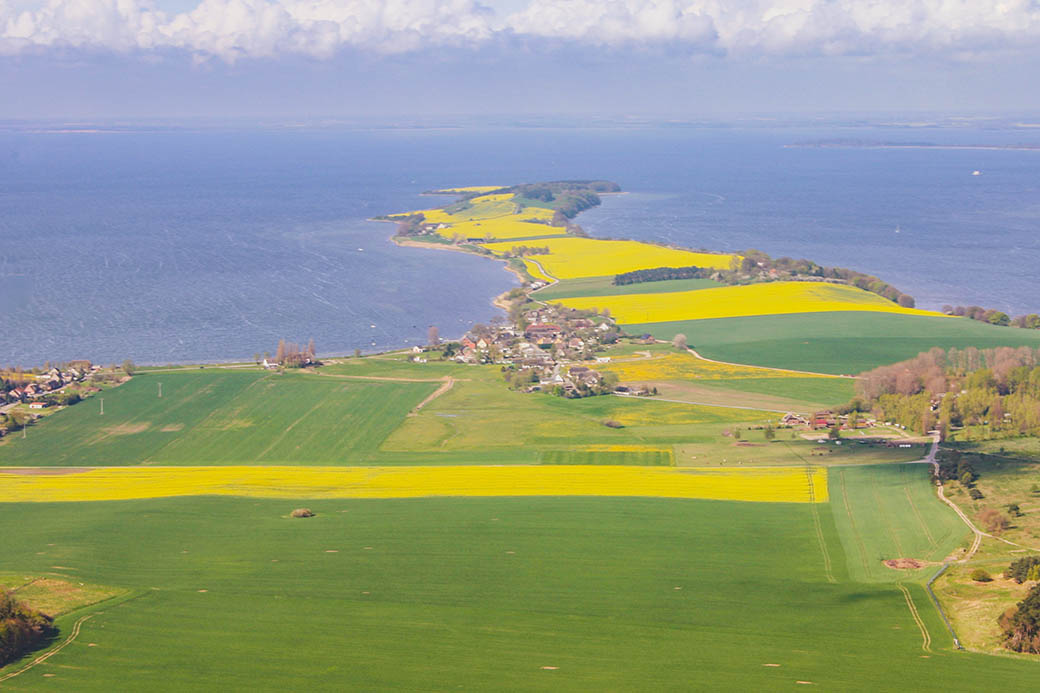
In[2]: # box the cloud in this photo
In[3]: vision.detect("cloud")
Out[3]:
[3,0,1040,62]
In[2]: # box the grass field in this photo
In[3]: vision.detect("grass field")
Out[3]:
[0,371,437,467]
[3,494,1039,690]
[628,312,1040,374]
[0,464,826,504]
[559,281,943,324]
[829,464,968,583]
[481,237,735,280]
[533,276,721,300]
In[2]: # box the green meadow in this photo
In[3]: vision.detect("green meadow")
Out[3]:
[0,370,436,467]
[627,312,1040,374]
[4,481,1040,690]
[534,275,720,300]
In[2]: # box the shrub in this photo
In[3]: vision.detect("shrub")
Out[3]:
[971,568,993,582]
[290,508,315,518]
[978,508,1009,533]
[968,488,984,500]
[0,590,53,666]
[603,419,624,429]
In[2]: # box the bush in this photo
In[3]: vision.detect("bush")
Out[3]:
[602,419,624,429]
[978,508,1009,533]
[0,590,53,666]
[968,488,984,500]
[971,568,993,582]
[290,508,315,518]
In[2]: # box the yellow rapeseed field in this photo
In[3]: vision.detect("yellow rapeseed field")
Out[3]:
[433,218,567,241]
[557,281,945,323]
[0,465,826,503]
[603,352,833,382]
[468,193,515,204]
[480,237,736,280]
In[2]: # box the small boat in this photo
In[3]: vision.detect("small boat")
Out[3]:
[972,170,981,176]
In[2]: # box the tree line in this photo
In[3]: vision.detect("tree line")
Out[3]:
[941,305,1040,330]
[613,266,712,285]
[1000,557,1040,653]
[274,339,316,368]
[852,346,1040,436]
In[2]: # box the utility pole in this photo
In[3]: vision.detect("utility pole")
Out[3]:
[100,398,104,416]
[158,382,162,398]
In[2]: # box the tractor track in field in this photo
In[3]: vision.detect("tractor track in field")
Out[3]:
[408,377,455,416]
[839,469,872,578]
[897,583,932,652]
[0,613,97,684]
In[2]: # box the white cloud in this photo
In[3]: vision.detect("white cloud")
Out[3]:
[3,0,1040,61]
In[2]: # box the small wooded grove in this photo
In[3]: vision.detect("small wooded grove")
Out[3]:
[1000,565,1040,654]
[613,266,711,285]
[0,590,52,667]
[853,346,1040,436]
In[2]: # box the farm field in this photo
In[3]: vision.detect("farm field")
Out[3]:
[5,492,1040,690]
[533,276,721,300]
[628,312,1040,374]
[432,217,567,241]
[558,281,942,324]
[481,236,735,280]
[828,464,968,583]
[0,371,437,467]
[599,348,836,382]
[0,464,826,504]
[650,378,855,412]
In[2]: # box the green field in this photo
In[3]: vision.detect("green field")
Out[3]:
[829,464,968,582]
[627,312,1040,374]
[0,370,437,467]
[534,276,720,301]
[4,486,1040,690]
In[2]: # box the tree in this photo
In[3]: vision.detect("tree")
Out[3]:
[122,359,136,376]
[828,424,841,440]
[353,348,362,358]
[253,353,261,364]
[672,333,688,350]
[428,326,440,346]
[764,424,776,440]
[276,339,286,364]
[307,339,316,359]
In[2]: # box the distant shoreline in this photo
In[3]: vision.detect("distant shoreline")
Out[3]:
[787,142,1040,152]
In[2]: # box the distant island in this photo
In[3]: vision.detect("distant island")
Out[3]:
[788,139,1040,151]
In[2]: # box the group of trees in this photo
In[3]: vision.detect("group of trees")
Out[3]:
[722,249,917,307]
[392,213,426,237]
[0,589,53,666]
[274,339,316,368]
[854,346,1040,436]
[501,245,550,258]
[1000,578,1040,653]
[942,305,1040,330]
[613,266,711,285]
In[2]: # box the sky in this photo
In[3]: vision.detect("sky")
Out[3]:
[3,0,1040,119]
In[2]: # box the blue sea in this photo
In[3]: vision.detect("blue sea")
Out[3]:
[1,125,1038,366]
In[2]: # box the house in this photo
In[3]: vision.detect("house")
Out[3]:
[460,336,478,350]
[28,401,47,410]
[781,413,809,426]
[262,359,278,370]
[411,346,423,354]
[525,323,561,341]
[812,411,837,430]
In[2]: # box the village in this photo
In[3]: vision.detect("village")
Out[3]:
[413,303,629,398]
[0,361,105,436]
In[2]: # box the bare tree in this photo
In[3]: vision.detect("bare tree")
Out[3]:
[672,333,688,350]
[428,326,440,347]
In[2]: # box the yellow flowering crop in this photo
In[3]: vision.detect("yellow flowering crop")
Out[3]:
[433,218,567,241]
[480,237,736,280]
[557,281,945,323]
[0,465,826,504]
[468,193,515,204]
[603,352,834,382]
